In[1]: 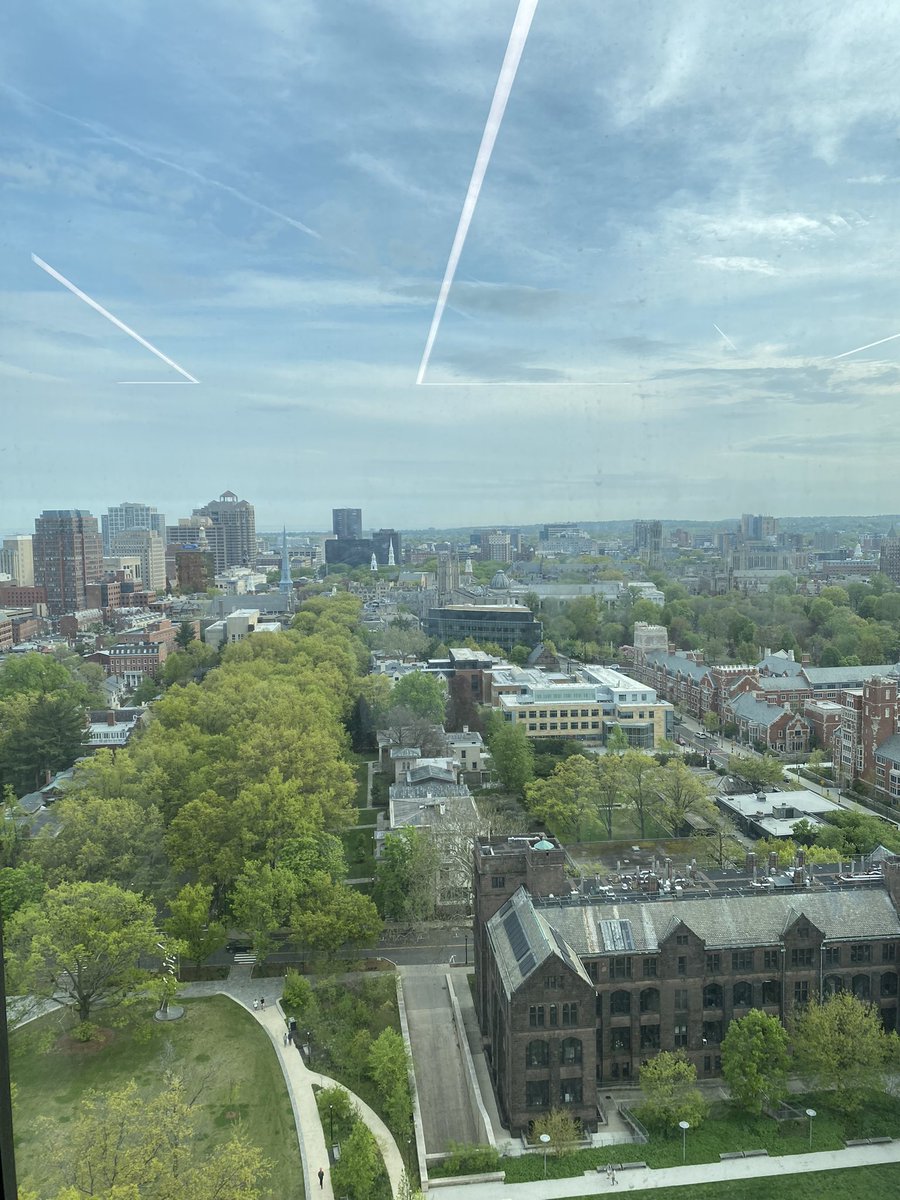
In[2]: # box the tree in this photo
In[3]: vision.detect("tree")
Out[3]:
[0,861,44,919]
[637,1051,708,1132]
[164,882,227,965]
[721,1010,789,1114]
[606,726,629,755]
[594,754,625,838]
[34,792,164,889]
[791,992,897,1112]
[293,875,382,953]
[702,711,720,733]
[531,1107,581,1156]
[367,1027,412,1133]
[231,861,299,957]
[374,827,438,923]
[379,705,446,756]
[332,1120,381,1200]
[524,756,598,842]
[654,760,713,835]
[176,620,197,649]
[391,672,446,722]
[485,716,534,797]
[36,1074,270,1199]
[621,751,661,838]
[727,753,784,791]
[6,881,158,1024]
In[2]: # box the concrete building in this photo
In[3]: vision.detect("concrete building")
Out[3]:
[33,510,103,616]
[109,528,166,593]
[474,835,900,1134]
[101,502,166,554]
[479,530,514,564]
[426,604,542,652]
[633,520,662,570]
[202,608,281,649]
[193,491,256,572]
[332,508,363,540]
[0,535,34,586]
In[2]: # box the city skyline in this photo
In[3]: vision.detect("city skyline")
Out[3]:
[3,3,900,527]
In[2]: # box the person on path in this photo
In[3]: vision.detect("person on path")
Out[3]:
[318,1167,324,1189]
[252,999,259,1011]
[611,1168,618,1186]
[260,996,266,1009]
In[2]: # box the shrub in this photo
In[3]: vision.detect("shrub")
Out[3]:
[443,1143,501,1174]
[282,970,313,1012]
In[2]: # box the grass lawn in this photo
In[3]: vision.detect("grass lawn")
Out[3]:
[342,824,376,878]
[579,1164,900,1200]
[500,1092,900,1183]
[11,996,303,1200]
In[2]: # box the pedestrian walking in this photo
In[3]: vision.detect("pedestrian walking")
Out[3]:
[252,999,259,1011]
[611,1169,618,1186]
[260,996,266,1009]
[317,1167,324,1189]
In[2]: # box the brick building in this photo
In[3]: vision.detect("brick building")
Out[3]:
[474,836,900,1135]
[33,510,103,616]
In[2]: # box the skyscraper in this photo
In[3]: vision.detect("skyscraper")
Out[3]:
[109,528,167,592]
[333,508,362,539]
[193,491,257,573]
[33,510,103,615]
[633,520,662,570]
[0,535,34,586]
[101,502,166,553]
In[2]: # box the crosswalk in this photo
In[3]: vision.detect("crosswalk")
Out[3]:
[233,951,257,965]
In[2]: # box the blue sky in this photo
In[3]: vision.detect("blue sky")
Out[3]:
[2,0,899,531]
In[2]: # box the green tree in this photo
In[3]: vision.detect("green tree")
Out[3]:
[721,1009,789,1114]
[637,1050,708,1132]
[6,880,158,1024]
[231,861,299,957]
[176,620,197,649]
[163,882,227,965]
[367,1027,412,1133]
[727,753,785,791]
[374,827,438,923]
[594,753,625,838]
[654,760,712,834]
[293,875,382,953]
[34,792,164,889]
[531,1107,581,1156]
[0,861,44,919]
[485,716,534,797]
[792,992,897,1112]
[702,711,720,733]
[621,750,661,838]
[332,1120,381,1200]
[606,726,629,755]
[524,755,598,842]
[391,672,446,722]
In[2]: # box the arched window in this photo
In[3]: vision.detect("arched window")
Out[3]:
[639,987,660,1013]
[761,979,780,1005]
[610,990,631,1015]
[703,983,723,1009]
[560,1037,582,1065]
[526,1040,549,1068]
[823,975,843,997]
[733,981,753,1008]
[852,974,870,1001]
[881,972,898,998]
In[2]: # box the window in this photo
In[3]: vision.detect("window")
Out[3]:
[797,924,810,938]
[642,958,657,978]
[764,949,779,970]
[881,972,898,997]
[824,946,841,966]
[611,956,632,980]
[639,988,659,1013]
[791,948,813,968]
[706,954,720,973]
[526,1040,549,1067]
[883,944,897,963]
[544,975,562,990]
[560,1079,583,1105]
[560,1037,582,1065]
[794,980,809,1005]
[640,1025,660,1050]
[562,1002,578,1026]
[549,1004,558,1026]
[610,1028,631,1051]
[610,990,631,1015]
[850,944,872,964]
[674,1023,688,1048]
[677,956,687,976]
[823,974,843,997]
[702,1020,722,1044]
[733,981,753,1007]
[762,979,780,1005]
[674,988,689,1011]
[852,974,871,1000]
[526,1079,550,1109]
[491,875,505,889]
[676,934,689,946]
[703,983,723,1009]
[529,1005,545,1027]
[584,960,599,983]
[732,950,753,972]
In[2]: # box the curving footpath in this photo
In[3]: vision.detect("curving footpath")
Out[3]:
[178,977,406,1198]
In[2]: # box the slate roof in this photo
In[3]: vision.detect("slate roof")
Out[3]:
[802,664,899,686]
[643,651,711,683]
[729,692,793,728]
[757,653,805,677]
[874,733,900,766]
[487,887,594,998]
[537,888,900,958]
[757,677,809,693]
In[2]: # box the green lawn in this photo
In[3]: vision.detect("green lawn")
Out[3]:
[580,1165,900,1200]
[500,1092,900,1183]
[11,996,303,1200]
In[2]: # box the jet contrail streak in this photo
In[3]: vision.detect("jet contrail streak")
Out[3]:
[416,0,539,385]
[713,323,737,351]
[32,254,199,383]
[830,331,900,361]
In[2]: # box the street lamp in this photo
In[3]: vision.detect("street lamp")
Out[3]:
[306,1030,312,1065]
[329,1104,334,1147]
[678,1120,690,1164]
[540,1132,551,1178]
[806,1108,816,1149]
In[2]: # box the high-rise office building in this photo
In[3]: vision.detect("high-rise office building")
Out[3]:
[33,510,103,615]
[333,508,362,539]
[373,528,401,566]
[0,535,34,586]
[101,502,166,553]
[193,491,257,573]
[109,529,167,593]
[633,520,662,570]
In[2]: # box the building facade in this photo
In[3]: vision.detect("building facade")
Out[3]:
[101,502,166,553]
[109,528,167,593]
[193,492,256,572]
[33,510,103,616]
[332,508,363,539]
[426,604,542,652]
[0,535,34,586]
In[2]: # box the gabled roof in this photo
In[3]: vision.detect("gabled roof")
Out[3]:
[875,733,900,765]
[802,665,899,686]
[643,651,711,683]
[728,691,797,728]
[487,887,593,998]
[757,652,805,677]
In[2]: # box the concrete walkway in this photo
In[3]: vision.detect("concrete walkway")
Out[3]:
[429,1139,900,1198]
[178,973,406,1198]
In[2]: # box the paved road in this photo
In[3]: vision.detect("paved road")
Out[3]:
[401,967,480,1152]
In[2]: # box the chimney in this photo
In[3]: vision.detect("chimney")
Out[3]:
[107,710,115,726]
[768,851,779,870]
[792,866,804,886]
[463,724,469,734]
[745,851,757,874]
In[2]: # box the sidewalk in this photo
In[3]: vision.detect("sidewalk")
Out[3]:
[429,1139,900,1199]
[178,973,406,1198]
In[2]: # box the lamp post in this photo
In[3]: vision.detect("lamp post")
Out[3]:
[407,1136,412,1171]
[678,1120,690,1164]
[329,1104,334,1147]
[806,1108,816,1150]
[540,1133,551,1178]
[306,1030,312,1065]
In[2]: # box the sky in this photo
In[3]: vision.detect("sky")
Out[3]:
[2,0,900,532]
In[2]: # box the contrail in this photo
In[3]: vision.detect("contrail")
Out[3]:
[416,0,539,385]
[32,253,199,383]
[4,83,319,240]
[830,331,900,361]
[713,323,737,351]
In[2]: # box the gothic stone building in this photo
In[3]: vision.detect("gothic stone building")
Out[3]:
[473,836,900,1135]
